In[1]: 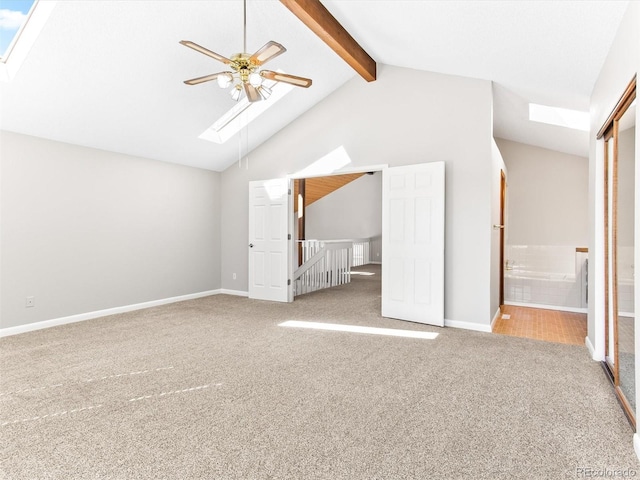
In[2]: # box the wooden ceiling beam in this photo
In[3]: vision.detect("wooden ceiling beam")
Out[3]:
[280,0,376,82]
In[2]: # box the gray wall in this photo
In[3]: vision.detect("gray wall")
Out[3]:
[305,173,382,240]
[496,138,589,247]
[1,131,221,329]
[220,64,495,328]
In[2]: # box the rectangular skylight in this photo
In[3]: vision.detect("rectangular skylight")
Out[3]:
[199,77,293,144]
[529,103,589,132]
[0,0,37,61]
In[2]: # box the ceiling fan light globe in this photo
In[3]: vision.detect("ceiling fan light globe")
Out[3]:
[217,73,233,89]
[249,72,263,87]
[230,85,242,101]
[258,85,272,100]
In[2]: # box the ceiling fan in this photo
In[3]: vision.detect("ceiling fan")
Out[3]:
[180,0,312,103]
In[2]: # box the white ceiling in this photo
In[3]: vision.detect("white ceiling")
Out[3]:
[0,0,630,171]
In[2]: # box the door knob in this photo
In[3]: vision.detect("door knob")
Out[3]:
[249,243,254,248]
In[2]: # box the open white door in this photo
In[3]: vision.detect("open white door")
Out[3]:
[382,162,445,326]
[248,178,293,302]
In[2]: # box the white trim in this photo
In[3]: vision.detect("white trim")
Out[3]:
[219,289,249,297]
[0,290,218,338]
[585,335,599,360]
[368,261,382,265]
[504,301,587,314]
[491,307,501,330]
[634,433,640,463]
[444,319,492,333]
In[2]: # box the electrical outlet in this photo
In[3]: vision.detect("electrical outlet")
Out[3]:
[26,296,35,308]
[233,273,237,280]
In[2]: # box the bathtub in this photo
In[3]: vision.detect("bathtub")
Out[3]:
[504,269,585,311]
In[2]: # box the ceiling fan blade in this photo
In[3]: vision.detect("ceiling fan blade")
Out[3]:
[180,40,232,65]
[244,83,263,103]
[183,72,232,85]
[249,41,286,66]
[260,70,312,88]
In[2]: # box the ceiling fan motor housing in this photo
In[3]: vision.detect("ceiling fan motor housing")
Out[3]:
[231,53,259,84]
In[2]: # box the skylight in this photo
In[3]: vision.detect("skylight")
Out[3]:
[199,77,293,144]
[529,103,590,132]
[0,0,37,61]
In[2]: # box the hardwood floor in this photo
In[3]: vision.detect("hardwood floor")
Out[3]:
[493,305,587,346]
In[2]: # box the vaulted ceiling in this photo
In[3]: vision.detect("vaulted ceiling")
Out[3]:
[0,1,630,171]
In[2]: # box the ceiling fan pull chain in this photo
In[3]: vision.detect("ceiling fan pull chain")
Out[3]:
[245,124,250,170]
[238,123,242,169]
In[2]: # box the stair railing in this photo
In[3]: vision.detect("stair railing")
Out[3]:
[294,240,353,296]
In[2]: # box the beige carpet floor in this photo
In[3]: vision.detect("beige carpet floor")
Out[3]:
[1,265,638,479]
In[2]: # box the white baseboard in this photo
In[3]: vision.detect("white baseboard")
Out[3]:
[219,289,249,297]
[0,290,219,338]
[585,335,605,361]
[504,301,587,314]
[490,308,501,331]
[585,335,596,359]
[444,319,492,333]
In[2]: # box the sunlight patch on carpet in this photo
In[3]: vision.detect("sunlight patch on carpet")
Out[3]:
[129,384,218,403]
[1,404,103,427]
[279,321,439,339]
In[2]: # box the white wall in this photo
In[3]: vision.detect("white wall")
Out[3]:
[495,138,589,247]
[220,64,494,328]
[305,173,382,241]
[0,131,221,329]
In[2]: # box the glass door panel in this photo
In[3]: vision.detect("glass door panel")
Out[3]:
[616,104,635,414]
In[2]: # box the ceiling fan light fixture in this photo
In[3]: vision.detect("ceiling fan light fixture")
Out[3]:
[249,72,263,87]
[217,72,233,89]
[230,84,243,101]
[257,85,272,100]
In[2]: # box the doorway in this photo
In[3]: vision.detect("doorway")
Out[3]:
[249,162,446,327]
[499,169,506,306]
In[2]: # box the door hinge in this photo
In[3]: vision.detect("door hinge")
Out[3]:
[288,279,291,285]
[288,188,292,195]
[288,234,291,240]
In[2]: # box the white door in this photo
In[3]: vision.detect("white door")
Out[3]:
[382,162,445,326]
[248,178,293,302]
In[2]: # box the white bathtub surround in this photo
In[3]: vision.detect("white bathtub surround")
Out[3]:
[504,245,588,312]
